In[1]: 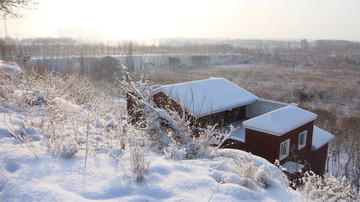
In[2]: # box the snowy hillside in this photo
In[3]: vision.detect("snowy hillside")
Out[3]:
[0,102,308,201]
[0,129,304,201]
[3,62,357,201]
[0,63,309,201]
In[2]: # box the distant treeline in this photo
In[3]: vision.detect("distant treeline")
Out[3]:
[0,37,359,60]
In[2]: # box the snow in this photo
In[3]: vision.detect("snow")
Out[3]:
[0,61,23,75]
[312,126,335,150]
[220,121,246,142]
[0,109,307,201]
[157,78,258,118]
[52,97,88,115]
[281,161,305,174]
[230,126,246,142]
[243,106,318,136]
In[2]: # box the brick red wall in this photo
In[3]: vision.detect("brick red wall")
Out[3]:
[305,144,328,175]
[244,121,314,165]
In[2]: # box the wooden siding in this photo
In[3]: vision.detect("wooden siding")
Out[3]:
[243,121,314,165]
[126,92,145,125]
[305,144,328,176]
[244,129,280,164]
[153,91,196,123]
[196,106,245,127]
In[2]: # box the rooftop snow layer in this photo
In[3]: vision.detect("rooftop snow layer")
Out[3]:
[312,126,335,150]
[243,106,317,136]
[158,78,258,118]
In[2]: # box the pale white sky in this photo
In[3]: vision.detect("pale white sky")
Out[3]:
[4,0,360,41]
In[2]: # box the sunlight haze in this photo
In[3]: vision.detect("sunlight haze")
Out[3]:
[5,0,360,41]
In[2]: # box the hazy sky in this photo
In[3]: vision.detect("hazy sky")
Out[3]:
[5,0,360,41]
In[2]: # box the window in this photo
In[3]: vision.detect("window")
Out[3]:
[279,139,290,161]
[298,130,307,149]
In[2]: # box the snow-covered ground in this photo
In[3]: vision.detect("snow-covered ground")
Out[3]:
[0,104,307,201]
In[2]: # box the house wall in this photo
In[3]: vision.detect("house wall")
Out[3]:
[244,129,280,163]
[196,106,246,127]
[246,99,290,119]
[126,91,145,125]
[153,91,196,123]
[244,121,315,165]
[153,91,186,117]
[305,144,328,176]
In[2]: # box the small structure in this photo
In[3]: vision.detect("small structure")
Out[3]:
[129,78,334,176]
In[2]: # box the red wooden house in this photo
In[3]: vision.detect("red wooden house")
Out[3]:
[130,78,334,176]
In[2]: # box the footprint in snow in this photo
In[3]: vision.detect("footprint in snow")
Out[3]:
[5,159,20,173]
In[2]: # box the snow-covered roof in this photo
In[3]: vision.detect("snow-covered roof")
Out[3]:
[156,78,258,118]
[243,106,317,136]
[312,126,335,150]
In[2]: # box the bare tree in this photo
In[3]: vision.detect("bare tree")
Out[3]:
[126,42,135,72]
[0,0,37,19]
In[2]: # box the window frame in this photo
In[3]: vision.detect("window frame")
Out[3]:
[279,139,290,161]
[298,130,307,149]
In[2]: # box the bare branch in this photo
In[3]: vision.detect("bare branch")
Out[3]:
[0,0,37,19]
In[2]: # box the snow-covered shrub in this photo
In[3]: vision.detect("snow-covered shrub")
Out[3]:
[234,154,257,188]
[50,138,79,158]
[128,134,149,183]
[0,62,23,75]
[164,140,186,160]
[184,125,220,159]
[212,149,289,189]
[297,171,358,201]
[0,85,13,104]
[15,91,48,106]
[4,115,39,157]
[255,165,271,188]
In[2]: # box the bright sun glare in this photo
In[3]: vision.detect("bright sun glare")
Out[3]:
[5,0,360,41]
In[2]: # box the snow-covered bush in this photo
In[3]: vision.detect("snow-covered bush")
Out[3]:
[48,137,79,158]
[164,141,186,160]
[128,134,149,183]
[0,62,23,75]
[255,165,272,188]
[297,171,358,201]
[212,149,289,190]
[15,91,48,106]
[0,85,13,103]
[184,125,220,159]
[232,153,259,188]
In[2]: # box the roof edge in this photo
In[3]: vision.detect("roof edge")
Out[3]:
[196,99,258,118]
[311,126,335,150]
[243,118,317,136]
